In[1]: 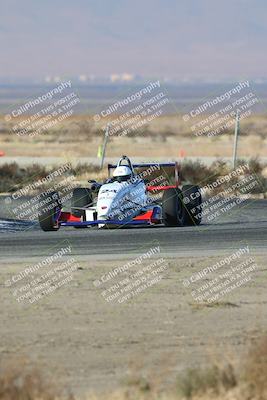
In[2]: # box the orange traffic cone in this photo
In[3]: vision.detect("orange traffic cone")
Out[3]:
[179,149,186,158]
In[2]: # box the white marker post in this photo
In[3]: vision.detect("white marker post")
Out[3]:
[100,124,110,169]
[232,111,240,170]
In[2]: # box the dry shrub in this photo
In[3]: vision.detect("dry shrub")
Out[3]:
[176,335,267,400]
[0,162,101,192]
[243,336,267,398]
[245,158,264,175]
[180,158,266,195]
[180,160,203,184]
[0,163,21,179]
[180,160,218,186]
[71,163,100,177]
[176,363,237,399]
[0,163,23,192]
[0,337,266,400]
[0,359,59,400]
[0,158,266,194]
[239,158,266,194]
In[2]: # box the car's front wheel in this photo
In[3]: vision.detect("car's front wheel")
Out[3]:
[71,188,93,228]
[38,191,61,231]
[71,188,93,218]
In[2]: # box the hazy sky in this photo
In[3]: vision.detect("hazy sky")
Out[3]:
[0,0,266,79]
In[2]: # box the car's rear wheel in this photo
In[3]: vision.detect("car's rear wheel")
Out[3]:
[182,185,202,225]
[162,188,186,226]
[38,191,61,231]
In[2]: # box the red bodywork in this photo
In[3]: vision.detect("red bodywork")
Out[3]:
[59,208,161,225]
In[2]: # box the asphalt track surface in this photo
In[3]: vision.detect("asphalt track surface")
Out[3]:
[0,199,266,261]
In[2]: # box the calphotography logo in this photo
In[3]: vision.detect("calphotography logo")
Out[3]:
[6,162,76,228]
[5,81,80,137]
[93,81,171,137]
[182,81,264,137]
[93,242,169,304]
[182,245,261,304]
[4,241,79,306]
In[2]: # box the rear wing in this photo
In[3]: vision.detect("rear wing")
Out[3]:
[108,161,180,191]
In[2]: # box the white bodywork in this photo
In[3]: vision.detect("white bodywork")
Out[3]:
[97,179,147,222]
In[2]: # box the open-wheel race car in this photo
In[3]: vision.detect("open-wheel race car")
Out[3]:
[38,156,202,231]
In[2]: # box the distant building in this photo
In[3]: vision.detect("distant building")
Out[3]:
[110,73,134,83]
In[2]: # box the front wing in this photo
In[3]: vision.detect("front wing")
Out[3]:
[58,206,162,227]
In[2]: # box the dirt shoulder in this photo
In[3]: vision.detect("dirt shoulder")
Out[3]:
[0,254,266,396]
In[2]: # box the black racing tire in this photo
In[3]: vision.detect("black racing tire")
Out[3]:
[38,191,61,232]
[71,188,92,218]
[162,188,186,227]
[182,185,202,225]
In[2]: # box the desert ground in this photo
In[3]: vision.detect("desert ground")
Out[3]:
[0,114,267,159]
[1,252,266,397]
